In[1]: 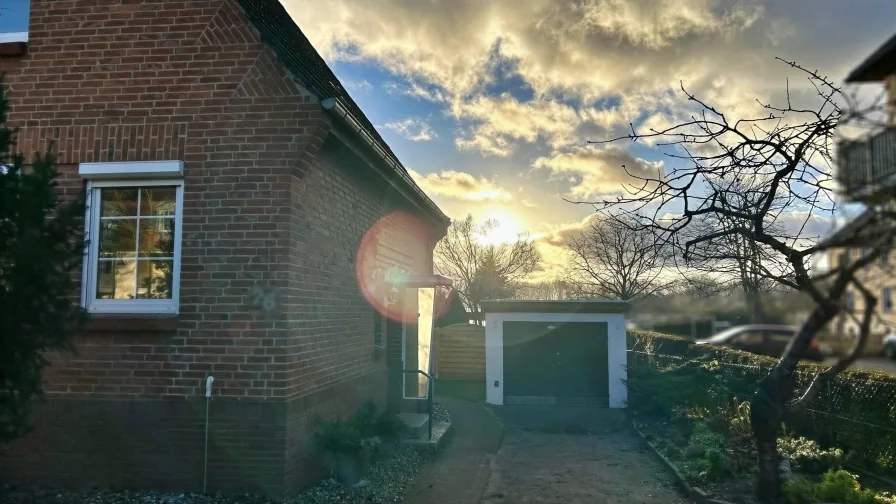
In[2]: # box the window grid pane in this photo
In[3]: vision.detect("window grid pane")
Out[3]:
[94,185,177,302]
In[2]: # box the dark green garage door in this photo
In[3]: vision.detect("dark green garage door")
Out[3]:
[503,321,609,406]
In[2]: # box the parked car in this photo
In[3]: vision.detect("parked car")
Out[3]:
[883,333,896,360]
[696,325,825,361]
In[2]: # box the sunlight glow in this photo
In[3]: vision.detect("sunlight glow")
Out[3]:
[478,211,523,245]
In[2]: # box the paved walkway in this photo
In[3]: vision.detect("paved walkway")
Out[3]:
[403,397,502,504]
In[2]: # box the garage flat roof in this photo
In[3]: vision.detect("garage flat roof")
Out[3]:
[480,300,631,314]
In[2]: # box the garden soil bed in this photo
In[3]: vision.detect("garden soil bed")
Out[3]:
[635,419,896,504]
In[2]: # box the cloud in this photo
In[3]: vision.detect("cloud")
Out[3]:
[526,214,603,282]
[775,209,835,240]
[533,146,664,199]
[408,169,512,201]
[383,118,437,141]
[549,0,763,49]
[522,199,538,208]
[452,94,581,156]
[455,132,515,157]
[283,0,882,281]
[383,80,448,103]
[285,0,838,158]
[533,214,602,247]
[344,79,372,92]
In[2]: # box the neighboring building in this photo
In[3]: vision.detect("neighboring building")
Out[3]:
[838,32,896,202]
[826,242,895,352]
[827,32,896,347]
[0,0,449,499]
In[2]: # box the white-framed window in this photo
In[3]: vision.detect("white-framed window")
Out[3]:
[884,288,893,313]
[0,0,29,43]
[81,179,184,314]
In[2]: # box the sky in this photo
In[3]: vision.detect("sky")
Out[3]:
[0,0,29,34]
[284,0,894,280]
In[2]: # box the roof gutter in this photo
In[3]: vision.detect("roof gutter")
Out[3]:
[845,33,896,82]
[320,97,449,227]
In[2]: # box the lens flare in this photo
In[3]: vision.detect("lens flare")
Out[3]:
[356,210,431,323]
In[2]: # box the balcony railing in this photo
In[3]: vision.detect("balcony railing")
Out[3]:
[837,127,896,201]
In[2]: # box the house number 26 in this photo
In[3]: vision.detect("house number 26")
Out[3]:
[249,285,277,313]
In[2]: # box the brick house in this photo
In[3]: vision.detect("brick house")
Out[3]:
[827,32,896,352]
[0,0,450,499]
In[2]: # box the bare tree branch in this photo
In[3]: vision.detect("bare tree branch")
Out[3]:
[566,214,669,300]
[435,214,540,324]
[582,58,896,500]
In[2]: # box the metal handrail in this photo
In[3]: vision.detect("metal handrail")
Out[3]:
[402,369,434,440]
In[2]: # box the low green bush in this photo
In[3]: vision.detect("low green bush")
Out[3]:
[782,469,896,504]
[724,401,756,471]
[691,422,725,450]
[779,436,843,474]
[815,469,879,504]
[314,417,364,456]
[348,401,407,441]
[782,475,817,503]
[674,421,732,482]
[315,403,406,458]
[626,330,896,476]
[627,329,692,356]
[374,410,407,441]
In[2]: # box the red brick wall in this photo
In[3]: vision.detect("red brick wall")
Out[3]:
[1,397,288,495]
[0,0,442,497]
[0,0,314,400]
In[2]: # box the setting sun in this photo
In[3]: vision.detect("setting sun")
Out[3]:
[478,211,523,245]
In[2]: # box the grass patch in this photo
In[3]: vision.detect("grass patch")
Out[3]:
[436,379,485,402]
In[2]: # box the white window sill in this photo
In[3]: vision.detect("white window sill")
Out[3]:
[0,32,28,44]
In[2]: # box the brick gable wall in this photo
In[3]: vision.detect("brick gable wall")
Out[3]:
[0,0,442,498]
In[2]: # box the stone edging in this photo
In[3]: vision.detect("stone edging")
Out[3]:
[631,421,735,504]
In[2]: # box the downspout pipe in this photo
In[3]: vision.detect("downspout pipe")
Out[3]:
[203,376,214,493]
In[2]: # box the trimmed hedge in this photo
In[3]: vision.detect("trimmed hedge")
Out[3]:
[626,330,896,476]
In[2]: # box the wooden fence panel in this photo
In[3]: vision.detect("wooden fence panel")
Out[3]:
[435,323,486,380]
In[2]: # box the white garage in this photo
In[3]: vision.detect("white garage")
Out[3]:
[481,300,630,408]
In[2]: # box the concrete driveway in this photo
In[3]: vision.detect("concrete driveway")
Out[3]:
[481,405,693,504]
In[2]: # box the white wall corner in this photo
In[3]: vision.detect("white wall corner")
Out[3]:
[607,316,628,408]
[485,314,504,405]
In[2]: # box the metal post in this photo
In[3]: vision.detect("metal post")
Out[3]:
[203,396,210,493]
[428,376,433,440]
[827,380,834,443]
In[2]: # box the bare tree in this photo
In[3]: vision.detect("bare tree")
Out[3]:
[668,272,734,298]
[681,182,791,322]
[435,214,540,324]
[508,279,579,300]
[566,214,669,300]
[582,60,896,499]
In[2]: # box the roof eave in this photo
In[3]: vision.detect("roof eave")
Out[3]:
[232,0,449,232]
[321,98,451,228]
[845,33,896,83]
